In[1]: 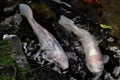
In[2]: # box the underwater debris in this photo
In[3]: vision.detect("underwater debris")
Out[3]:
[104,72,114,80]
[107,37,114,42]
[3,2,18,12]
[1,14,22,27]
[100,24,112,29]
[113,66,120,77]
[108,46,120,57]
[52,0,71,7]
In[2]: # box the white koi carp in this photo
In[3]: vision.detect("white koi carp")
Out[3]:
[58,15,104,73]
[19,4,69,70]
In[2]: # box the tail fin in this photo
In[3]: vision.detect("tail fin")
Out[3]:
[58,15,77,32]
[19,4,33,19]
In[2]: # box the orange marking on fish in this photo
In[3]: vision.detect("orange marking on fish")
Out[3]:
[90,55,101,62]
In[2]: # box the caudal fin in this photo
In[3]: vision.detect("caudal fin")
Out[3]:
[19,4,33,19]
[58,15,78,32]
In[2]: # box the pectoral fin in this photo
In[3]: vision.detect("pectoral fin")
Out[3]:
[103,55,109,64]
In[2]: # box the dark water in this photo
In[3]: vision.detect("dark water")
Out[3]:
[0,0,120,80]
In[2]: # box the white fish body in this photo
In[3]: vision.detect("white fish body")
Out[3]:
[19,4,69,70]
[58,15,104,73]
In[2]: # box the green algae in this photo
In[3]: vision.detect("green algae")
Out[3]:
[16,68,28,80]
[0,73,12,80]
[0,40,15,66]
[0,40,28,80]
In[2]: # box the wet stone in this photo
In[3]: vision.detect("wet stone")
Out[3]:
[104,73,114,80]
[113,66,120,77]
[32,67,65,80]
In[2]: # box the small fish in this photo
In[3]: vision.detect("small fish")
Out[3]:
[58,15,104,73]
[19,4,69,70]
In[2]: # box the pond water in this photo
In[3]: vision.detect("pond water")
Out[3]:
[0,0,120,80]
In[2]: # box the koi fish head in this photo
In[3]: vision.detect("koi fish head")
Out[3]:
[56,54,69,70]
[19,4,33,19]
[59,60,69,70]
[86,54,104,74]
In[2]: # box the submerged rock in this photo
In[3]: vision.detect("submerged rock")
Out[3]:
[0,65,16,80]
[3,34,30,69]
[113,66,120,77]
[32,67,65,80]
